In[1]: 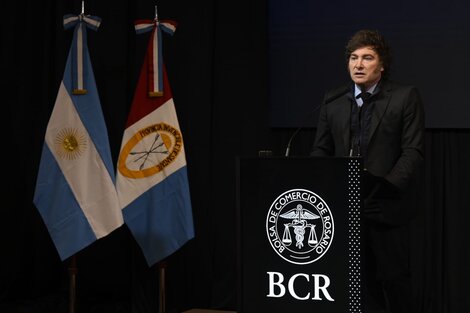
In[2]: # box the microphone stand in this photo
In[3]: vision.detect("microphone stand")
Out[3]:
[284,105,322,157]
[285,127,303,157]
[284,85,350,157]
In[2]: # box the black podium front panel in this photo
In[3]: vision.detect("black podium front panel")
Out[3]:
[237,157,362,313]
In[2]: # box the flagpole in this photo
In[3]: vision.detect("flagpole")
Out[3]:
[155,7,166,310]
[158,260,167,313]
[68,4,81,310]
[68,255,78,313]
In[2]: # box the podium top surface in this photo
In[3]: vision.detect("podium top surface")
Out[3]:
[183,309,237,313]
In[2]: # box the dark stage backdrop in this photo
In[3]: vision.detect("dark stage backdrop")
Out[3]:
[1,1,469,313]
[268,0,470,129]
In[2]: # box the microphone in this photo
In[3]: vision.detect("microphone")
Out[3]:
[284,109,318,157]
[324,86,350,104]
[284,86,350,157]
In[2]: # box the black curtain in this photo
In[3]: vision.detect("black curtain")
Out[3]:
[421,130,470,312]
[1,1,469,313]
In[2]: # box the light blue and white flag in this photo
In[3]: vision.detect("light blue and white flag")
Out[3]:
[33,14,123,260]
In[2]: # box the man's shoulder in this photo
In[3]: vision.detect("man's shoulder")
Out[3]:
[381,80,423,109]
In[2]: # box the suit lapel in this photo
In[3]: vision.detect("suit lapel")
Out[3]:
[368,82,392,144]
[341,97,353,155]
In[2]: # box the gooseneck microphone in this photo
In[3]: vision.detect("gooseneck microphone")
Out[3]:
[284,86,350,157]
[284,128,302,157]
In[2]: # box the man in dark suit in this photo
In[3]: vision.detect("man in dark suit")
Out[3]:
[311,30,425,313]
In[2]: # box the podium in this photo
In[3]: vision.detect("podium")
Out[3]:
[236,156,363,313]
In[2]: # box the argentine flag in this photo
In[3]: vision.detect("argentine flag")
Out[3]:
[33,14,123,260]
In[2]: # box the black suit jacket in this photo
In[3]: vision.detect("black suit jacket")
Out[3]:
[312,80,425,224]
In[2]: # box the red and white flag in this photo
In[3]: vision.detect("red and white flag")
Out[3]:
[116,19,194,266]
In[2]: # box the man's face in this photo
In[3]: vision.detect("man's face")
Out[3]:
[348,46,384,89]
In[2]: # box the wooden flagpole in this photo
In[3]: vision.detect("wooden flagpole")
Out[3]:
[69,3,83,313]
[158,260,167,313]
[154,9,166,313]
[68,255,78,313]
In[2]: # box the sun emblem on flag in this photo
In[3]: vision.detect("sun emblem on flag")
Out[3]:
[54,128,88,160]
[118,122,183,178]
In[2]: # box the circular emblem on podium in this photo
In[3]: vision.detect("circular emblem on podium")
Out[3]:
[266,188,334,265]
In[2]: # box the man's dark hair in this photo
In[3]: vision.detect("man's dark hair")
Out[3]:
[345,29,392,79]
